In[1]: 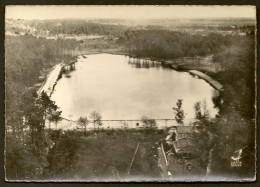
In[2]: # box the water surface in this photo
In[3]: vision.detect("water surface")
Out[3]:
[51,53,219,128]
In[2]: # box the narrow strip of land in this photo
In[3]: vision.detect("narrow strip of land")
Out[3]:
[189,70,223,91]
[37,63,63,96]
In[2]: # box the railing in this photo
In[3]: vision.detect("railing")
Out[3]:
[46,117,200,131]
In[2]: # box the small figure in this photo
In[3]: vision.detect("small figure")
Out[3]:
[165,129,176,144]
[164,128,177,154]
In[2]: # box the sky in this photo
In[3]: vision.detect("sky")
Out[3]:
[6,5,256,20]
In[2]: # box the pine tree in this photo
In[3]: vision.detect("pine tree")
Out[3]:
[173,99,185,125]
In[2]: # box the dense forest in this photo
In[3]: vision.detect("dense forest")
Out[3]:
[5,21,256,180]
[118,30,252,59]
[209,34,255,178]
[30,20,128,36]
[5,35,80,179]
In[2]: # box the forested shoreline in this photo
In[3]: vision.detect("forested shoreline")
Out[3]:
[119,29,256,178]
[5,20,256,180]
[5,35,80,179]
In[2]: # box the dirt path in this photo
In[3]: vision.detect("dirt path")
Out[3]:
[37,63,63,96]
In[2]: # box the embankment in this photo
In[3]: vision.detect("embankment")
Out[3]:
[37,55,85,97]
[120,53,223,91]
[37,63,63,96]
[38,52,223,100]
[189,70,223,91]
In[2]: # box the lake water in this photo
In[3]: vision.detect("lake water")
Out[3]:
[51,53,219,129]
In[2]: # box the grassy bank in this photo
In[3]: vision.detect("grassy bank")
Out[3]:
[43,129,165,181]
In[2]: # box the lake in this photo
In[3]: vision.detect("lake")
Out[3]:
[51,53,219,129]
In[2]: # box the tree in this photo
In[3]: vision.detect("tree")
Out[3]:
[48,110,62,130]
[173,99,185,125]
[194,101,203,120]
[77,117,89,137]
[7,89,58,179]
[35,91,62,130]
[89,111,102,132]
[141,116,157,129]
[205,111,255,178]
[21,90,61,145]
[194,100,210,121]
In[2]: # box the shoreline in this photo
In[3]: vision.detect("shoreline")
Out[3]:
[39,51,222,130]
[37,63,64,97]
[107,51,223,91]
[188,70,223,91]
[38,51,223,98]
[37,55,83,97]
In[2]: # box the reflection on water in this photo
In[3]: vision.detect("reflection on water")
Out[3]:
[51,53,219,128]
[61,62,76,78]
[128,57,162,69]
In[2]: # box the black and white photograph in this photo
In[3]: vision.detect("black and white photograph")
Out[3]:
[4,5,256,182]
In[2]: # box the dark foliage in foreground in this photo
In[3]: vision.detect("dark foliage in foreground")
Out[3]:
[5,35,77,180]
[43,129,162,181]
